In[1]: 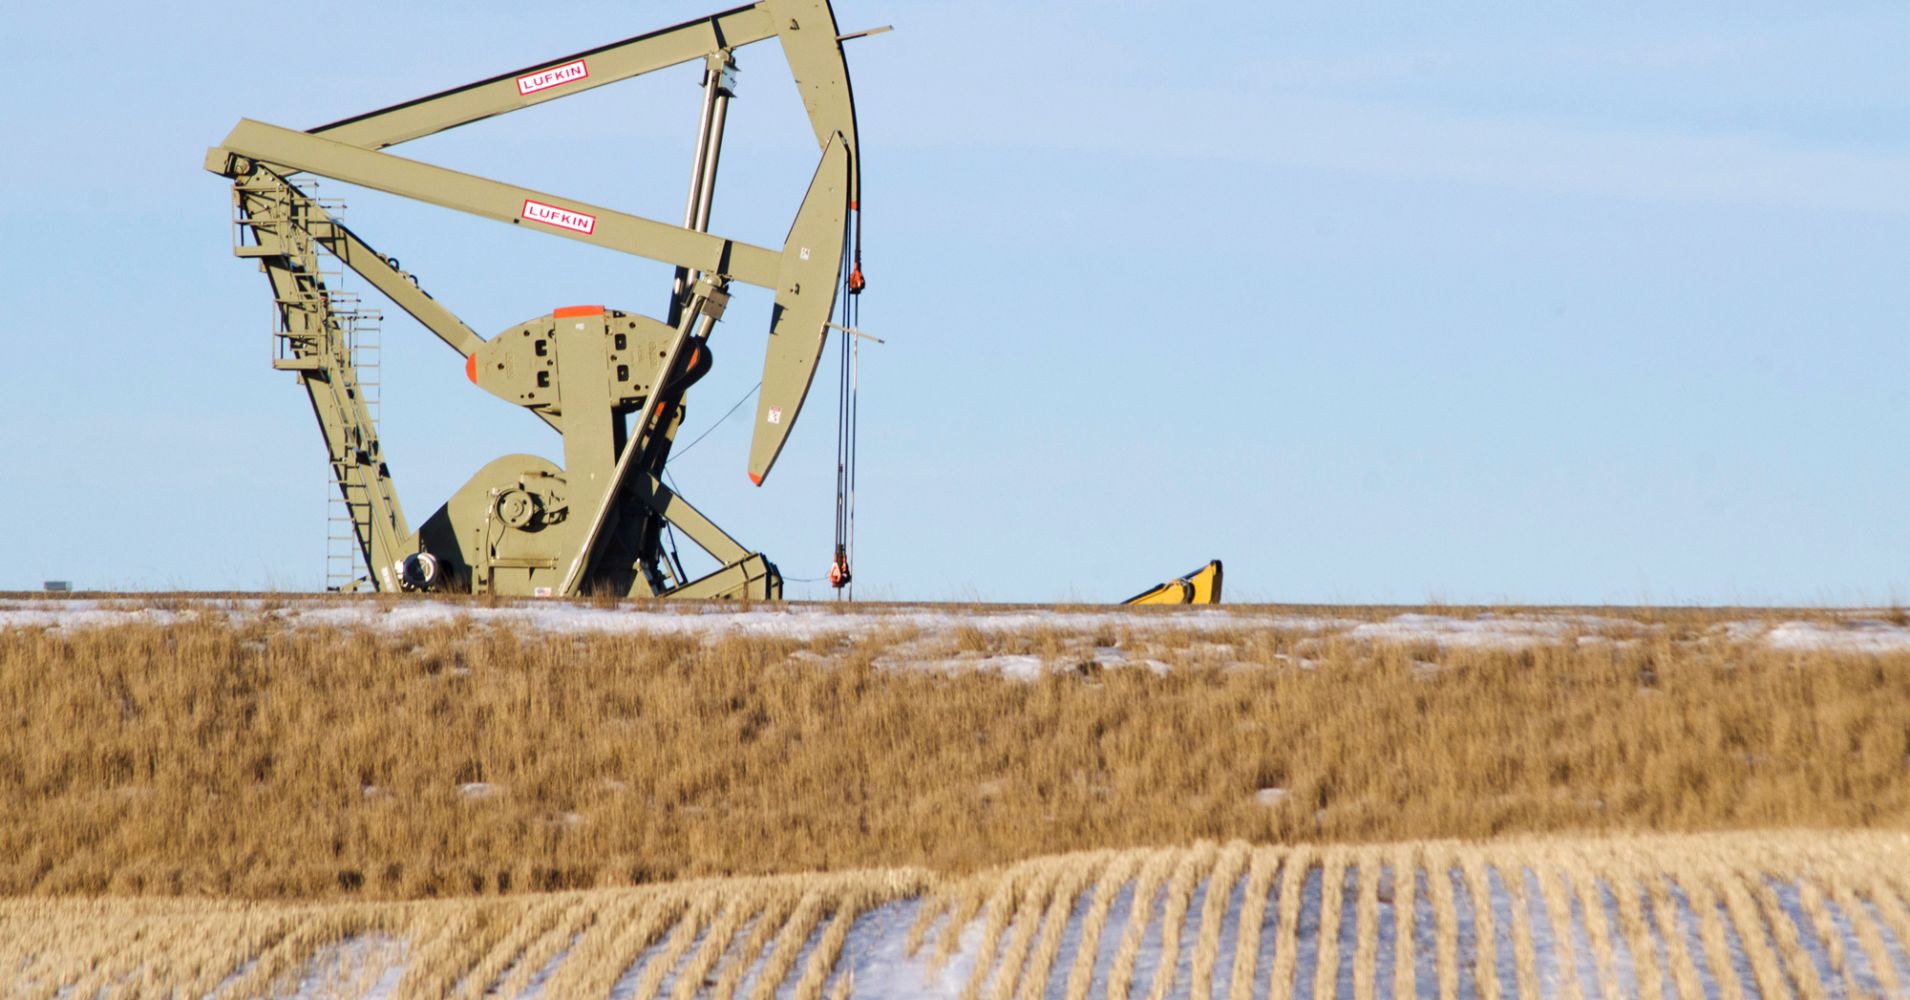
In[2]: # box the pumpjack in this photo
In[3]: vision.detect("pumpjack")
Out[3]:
[208,2,1225,605]
[205,0,866,599]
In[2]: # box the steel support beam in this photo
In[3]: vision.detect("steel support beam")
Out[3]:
[308,4,777,150]
[209,121,783,290]
[269,175,485,358]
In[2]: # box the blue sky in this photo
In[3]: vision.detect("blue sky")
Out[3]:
[2,2,1906,603]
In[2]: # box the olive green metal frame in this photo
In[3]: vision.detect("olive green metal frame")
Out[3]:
[205,0,861,598]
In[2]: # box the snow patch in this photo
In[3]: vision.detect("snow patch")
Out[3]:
[7,599,1910,658]
[1345,613,1636,650]
[1752,619,1910,653]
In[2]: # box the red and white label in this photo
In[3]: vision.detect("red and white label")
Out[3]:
[517,59,589,96]
[521,199,597,235]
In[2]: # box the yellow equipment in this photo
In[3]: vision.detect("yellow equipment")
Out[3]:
[1123,560,1224,605]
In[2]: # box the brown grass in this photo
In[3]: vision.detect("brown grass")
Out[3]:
[1,608,1907,902]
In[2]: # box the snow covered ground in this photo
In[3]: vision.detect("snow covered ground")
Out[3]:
[4,597,1910,659]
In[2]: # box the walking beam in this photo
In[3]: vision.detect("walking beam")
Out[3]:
[308,4,778,150]
[207,121,783,290]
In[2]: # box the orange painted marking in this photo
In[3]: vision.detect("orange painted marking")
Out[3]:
[464,354,477,383]
[553,305,604,318]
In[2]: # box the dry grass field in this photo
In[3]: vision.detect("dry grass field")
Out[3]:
[1,600,1906,899]
[2,597,1909,996]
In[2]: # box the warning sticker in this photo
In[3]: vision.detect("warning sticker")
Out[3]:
[767,407,783,424]
[517,59,589,96]
[521,199,597,235]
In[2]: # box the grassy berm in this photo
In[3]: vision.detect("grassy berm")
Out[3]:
[0,606,1906,899]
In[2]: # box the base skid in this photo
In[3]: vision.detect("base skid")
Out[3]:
[657,553,782,601]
